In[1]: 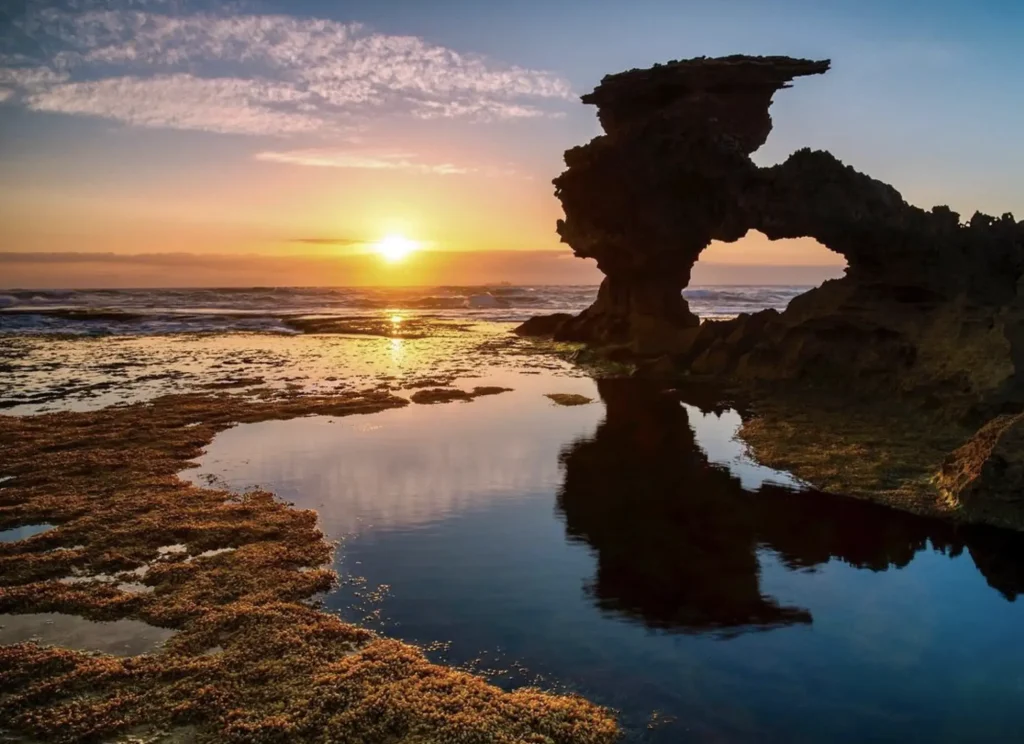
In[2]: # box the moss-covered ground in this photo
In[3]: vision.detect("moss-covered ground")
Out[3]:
[737,390,973,521]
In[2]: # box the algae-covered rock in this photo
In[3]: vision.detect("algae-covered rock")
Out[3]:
[939,413,1024,527]
[410,386,512,404]
[545,393,594,406]
[0,390,615,743]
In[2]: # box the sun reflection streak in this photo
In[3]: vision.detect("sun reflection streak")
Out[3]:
[389,337,404,364]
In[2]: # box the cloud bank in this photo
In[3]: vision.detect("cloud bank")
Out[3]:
[0,3,575,135]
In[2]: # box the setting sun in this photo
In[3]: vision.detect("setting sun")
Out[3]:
[375,234,418,263]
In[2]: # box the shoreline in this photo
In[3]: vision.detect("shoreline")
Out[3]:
[0,388,618,743]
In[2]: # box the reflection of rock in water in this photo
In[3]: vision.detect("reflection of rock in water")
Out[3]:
[557,379,812,633]
[556,379,1024,634]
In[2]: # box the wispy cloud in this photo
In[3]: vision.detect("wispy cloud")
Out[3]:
[0,4,574,134]
[288,237,361,246]
[27,75,321,135]
[256,149,475,175]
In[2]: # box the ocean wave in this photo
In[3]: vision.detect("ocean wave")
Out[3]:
[0,285,810,336]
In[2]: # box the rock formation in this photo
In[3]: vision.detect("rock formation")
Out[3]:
[526,54,1024,413]
[549,56,831,351]
[939,413,1024,526]
[520,54,1024,527]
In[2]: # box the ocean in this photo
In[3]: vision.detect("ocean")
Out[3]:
[0,285,810,335]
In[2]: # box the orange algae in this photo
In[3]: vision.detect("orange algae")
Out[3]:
[409,386,513,405]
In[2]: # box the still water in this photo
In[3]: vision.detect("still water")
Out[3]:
[187,375,1024,743]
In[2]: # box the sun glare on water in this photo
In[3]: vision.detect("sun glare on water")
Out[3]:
[375,234,418,263]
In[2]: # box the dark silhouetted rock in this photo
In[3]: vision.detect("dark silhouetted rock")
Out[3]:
[513,313,573,337]
[632,355,677,379]
[540,54,1024,527]
[553,56,832,353]
[549,54,1024,418]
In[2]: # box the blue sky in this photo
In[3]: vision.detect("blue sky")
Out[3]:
[0,0,1022,286]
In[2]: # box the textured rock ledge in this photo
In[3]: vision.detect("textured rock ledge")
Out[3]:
[520,54,1024,529]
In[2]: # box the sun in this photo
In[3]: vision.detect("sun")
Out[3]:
[374,234,418,263]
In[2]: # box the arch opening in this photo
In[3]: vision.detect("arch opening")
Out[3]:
[685,230,848,321]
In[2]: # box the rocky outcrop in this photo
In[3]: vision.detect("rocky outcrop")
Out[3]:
[521,54,1024,415]
[513,312,574,338]
[519,54,1024,527]
[939,413,1024,528]
[549,57,830,351]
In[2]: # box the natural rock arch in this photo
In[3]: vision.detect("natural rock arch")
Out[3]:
[544,55,1024,378]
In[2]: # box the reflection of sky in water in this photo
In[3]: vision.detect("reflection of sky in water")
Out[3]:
[187,377,1024,743]
[0,523,54,543]
[0,613,175,656]
[186,373,601,534]
[683,403,804,490]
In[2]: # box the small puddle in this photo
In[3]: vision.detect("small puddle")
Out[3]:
[186,547,236,562]
[0,612,176,656]
[0,523,54,543]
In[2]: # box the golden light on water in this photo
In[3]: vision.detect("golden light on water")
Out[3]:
[375,234,418,263]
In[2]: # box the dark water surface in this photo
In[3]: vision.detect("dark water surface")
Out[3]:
[187,375,1024,743]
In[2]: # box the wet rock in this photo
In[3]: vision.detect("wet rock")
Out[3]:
[545,393,594,406]
[513,312,574,337]
[632,355,678,380]
[409,386,512,405]
[939,413,1024,527]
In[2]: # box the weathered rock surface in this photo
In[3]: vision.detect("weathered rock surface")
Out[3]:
[939,413,1024,528]
[519,54,1024,527]
[512,312,574,337]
